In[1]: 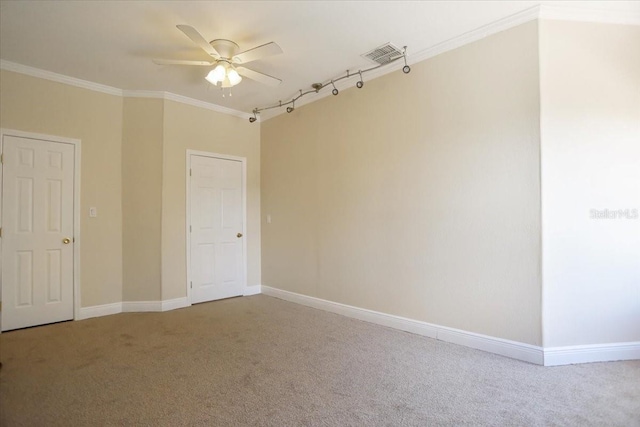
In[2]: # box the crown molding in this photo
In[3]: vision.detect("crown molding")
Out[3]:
[122,90,252,120]
[164,92,252,120]
[120,90,166,100]
[0,59,123,96]
[410,5,541,65]
[540,5,640,26]
[259,4,640,121]
[1,60,252,120]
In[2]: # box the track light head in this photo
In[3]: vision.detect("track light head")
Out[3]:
[286,99,296,113]
[401,46,411,74]
[331,80,339,96]
[356,71,364,89]
[249,116,256,123]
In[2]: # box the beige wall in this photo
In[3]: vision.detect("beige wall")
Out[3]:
[161,100,261,300]
[262,22,542,345]
[540,21,640,347]
[122,98,164,301]
[0,70,123,307]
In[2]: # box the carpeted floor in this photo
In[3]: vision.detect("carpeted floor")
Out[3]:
[0,295,638,426]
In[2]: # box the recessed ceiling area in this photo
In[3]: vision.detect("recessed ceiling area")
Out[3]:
[1,1,639,115]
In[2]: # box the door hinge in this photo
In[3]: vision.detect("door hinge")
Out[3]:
[0,153,3,164]
[190,168,192,176]
[0,227,2,238]
[190,281,193,289]
[189,225,192,232]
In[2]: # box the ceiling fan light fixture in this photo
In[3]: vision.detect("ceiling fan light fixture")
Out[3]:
[206,62,243,87]
[205,63,227,85]
[228,67,242,86]
[204,69,218,85]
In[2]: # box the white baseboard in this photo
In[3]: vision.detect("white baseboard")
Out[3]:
[68,288,640,367]
[544,342,640,366]
[261,286,544,365]
[122,300,162,312]
[437,325,543,365]
[77,302,123,320]
[162,297,190,311]
[243,284,262,296]
[263,286,440,337]
[78,298,189,319]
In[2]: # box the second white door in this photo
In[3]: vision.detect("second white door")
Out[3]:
[189,154,245,303]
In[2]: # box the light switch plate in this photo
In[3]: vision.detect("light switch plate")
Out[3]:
[89,207,97,217]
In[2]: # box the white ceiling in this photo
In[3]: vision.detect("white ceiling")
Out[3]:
[1,1,638,116]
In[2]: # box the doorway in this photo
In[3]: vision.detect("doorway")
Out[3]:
[187,151,246,304]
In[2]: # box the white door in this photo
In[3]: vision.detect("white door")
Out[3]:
[1,135,75,331]
[189,154,245,303]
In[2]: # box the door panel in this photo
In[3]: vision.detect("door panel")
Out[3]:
[190,155,244,303]
[46,249,62,302]
[2,135,75,331]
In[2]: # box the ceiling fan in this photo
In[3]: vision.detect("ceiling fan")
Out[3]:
[153,25,283,88]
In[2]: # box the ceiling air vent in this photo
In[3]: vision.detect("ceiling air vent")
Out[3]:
[361,43,404,65]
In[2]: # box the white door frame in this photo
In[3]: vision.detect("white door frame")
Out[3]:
[0,128,81,327]
[185,149,247,305]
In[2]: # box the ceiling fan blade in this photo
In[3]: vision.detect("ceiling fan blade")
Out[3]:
[176,25,220,58]
[236,67,282,87]
[233,42,283,64]
[153,59,215,66]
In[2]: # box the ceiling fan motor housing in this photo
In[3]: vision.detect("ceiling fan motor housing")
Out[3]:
[210,39,240,59]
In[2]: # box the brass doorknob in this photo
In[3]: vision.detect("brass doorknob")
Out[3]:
[237,233,243,238]
[62,238,71,244]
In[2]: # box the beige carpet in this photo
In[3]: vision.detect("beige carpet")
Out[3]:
[1,295,638,426]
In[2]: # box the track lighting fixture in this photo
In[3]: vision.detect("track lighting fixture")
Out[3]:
[286,99,295,113]
[402,47,411,74]
[250,45,410,118]
[248,110,258,123]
